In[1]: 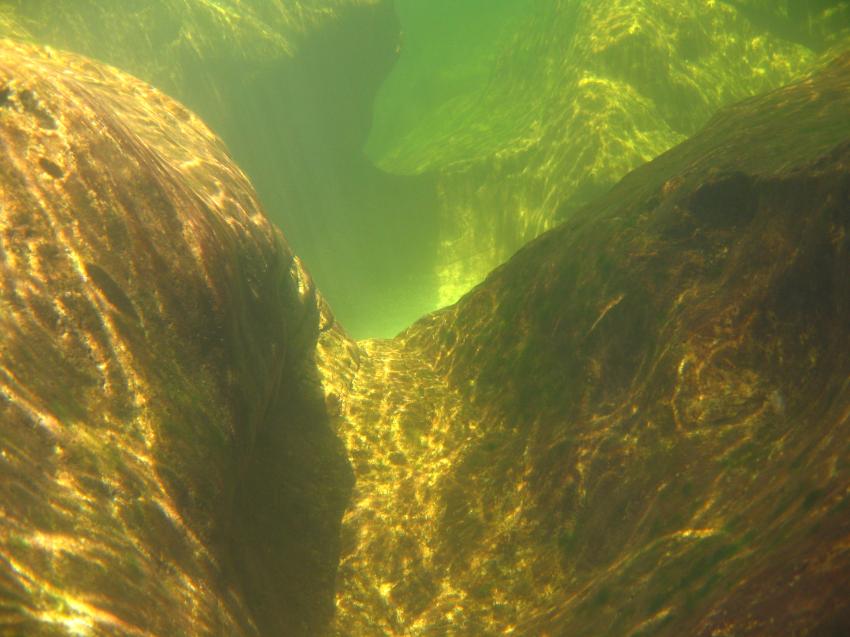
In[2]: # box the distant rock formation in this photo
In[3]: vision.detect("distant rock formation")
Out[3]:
[0,39,350,637]
[324,53,850,636]
[368,0,850,307]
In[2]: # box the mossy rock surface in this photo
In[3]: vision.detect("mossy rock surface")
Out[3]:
[0,38,350,637]
[322,52,850,636]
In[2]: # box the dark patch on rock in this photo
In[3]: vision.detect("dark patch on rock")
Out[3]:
[687,170,757,228]
[38,157,64,179]
[83,262,138,320]
[18,88,58,129]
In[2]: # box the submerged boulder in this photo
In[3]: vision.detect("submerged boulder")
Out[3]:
[0,39,350,636]
[324,53,850,636]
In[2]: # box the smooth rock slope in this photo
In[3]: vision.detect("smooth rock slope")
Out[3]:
[0,39,349,637]
[323,53,850,636]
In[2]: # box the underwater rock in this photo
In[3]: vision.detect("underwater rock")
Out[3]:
[0,39,351,636]
[368,0,850,307]
[323,53,850,636]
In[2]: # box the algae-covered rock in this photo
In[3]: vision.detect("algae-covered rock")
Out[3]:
[324,53,850,636]
[0,39,350,636]
[368,0,850,307]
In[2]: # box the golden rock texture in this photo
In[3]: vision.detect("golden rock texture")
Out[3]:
[0,39,350,636]
[324,53,850,636]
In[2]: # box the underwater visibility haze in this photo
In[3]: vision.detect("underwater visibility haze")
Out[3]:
[1,1,850,636]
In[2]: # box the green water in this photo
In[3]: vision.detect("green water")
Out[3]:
[1,0,848,337]
[365,0,535,166]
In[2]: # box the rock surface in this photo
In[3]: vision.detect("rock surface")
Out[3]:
[0,39,350,636]
[323,53,850,636]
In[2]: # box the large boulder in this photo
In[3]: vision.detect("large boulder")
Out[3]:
[324,52,850,636]
[0,39,350,636]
